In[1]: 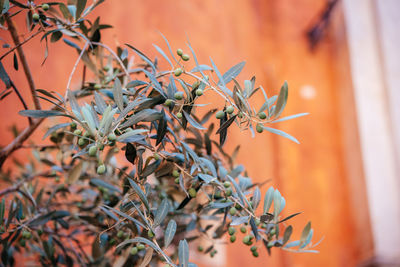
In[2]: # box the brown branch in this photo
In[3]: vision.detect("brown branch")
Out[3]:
[5,13,41,110]
[0,171,49,197]
[0,117,45,169]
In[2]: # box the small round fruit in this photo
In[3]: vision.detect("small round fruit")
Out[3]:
[174,68,183,77]
[130,247,138,255]
[258,112,267,120]
[103,66,110,71]
[255,218,261,226]
[225,188,232,197]
[147,229,155,238]
[94,83,101,90]
[174,178,180,184]
[228,227,236,235]
[270,228,276,235]
[223,181,231,188]
[97,164,106,175]
[153,153,160,160]
[197,245,203,252]
[192,81,200,89]
[172,169,180,178]
[267,241,274,248]
[177,48,183,56]
[22,231,31,239]
[243,235,250,244]
[164,99,173,107]
[117,230,124,238]
[108,133,117,141]
[176,112,183,119]
[216,110,225,119]
[215,191,221,198]
[240,226,247,233]
[229,207,237,216]
[78,138,86,146]
[137,243,145,250]
[88,146,97,157]
[32,13,40,21]
[70,122,77,129]
[74,129,82,136]
[188,188,197,198]
[256,123,263,133]
[250,246,257,252]
[19,239,26,247]
[42,3,50,11]
[252,251,259,257]
[181,54,190,61]
[174,92,184,100]
[226,106,234,114]
[230,235,236,243]
[195,89,203,96]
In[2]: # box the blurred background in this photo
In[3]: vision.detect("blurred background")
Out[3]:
[1,0,400,266]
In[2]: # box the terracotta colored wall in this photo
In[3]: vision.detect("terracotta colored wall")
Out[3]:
[0,0,373,266]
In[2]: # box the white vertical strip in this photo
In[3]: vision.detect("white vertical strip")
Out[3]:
[343,0,400,262]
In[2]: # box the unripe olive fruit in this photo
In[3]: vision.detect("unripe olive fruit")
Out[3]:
[177,48,183,56]
[216,110,225,119]
[240,226,247,233]
[197,245,203,252]
[230,235,236,243]
[228,227,236,235]
[153,152,160,160]
[270,228,276,235]
[103,66,110,71]
[267,241,274,248]
[32,13,40,21]
[164,99,173,107]
[174,178,180,184]
[181,54,190,61]
[97,164,106,175]
[74,129,82,136]
[192,81,200,89]
[229,207,237,216]
[174,68,183,77]
[256,123,263,133]
[84,131,91,138]
[258,112,267,120]
[226,106,234,114]
[147,229,155,238]
[250,246,257,252]
[78,138,86,146]
[176,112,183,119]
[255,218,261,226]
[215,191,221,198]
[252,251,259,257]
[188,188,197,198]
[243,235,250,244]
[108,133,117,141]
[117,230,124,238]
[223,181,231,188]
[130,247,138,255]
[225,188,232,197]
[172,169,180,178]
[94,83,101,90]
[137,243,145,250]
[88,146,97,157]
[22,231,31,239]
[174,92,184,100]
[195,88,203,96]
[70,122,77,129]
[42,3,49,11]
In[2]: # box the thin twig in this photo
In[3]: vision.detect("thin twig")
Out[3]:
[5,13,41,110]
[0,29,44,61]
[0,171,49,197]
[10,81,33,125]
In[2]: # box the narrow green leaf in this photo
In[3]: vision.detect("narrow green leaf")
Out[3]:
[182,111,206,130]
[299,222,312,248]
[274,81,288,118]
[179,239,189,267]
[19,110,71,119]
[164,220,177,248]
[153,44,173,68]
[113,78,124,111]
[128,178,150,213]
[153,198,169,227]
[43,123,70,139]
[271,113,309,123]
[262,126,300,144]
[282,225,293,245]
[219,61,246,85]
[75,0,86,19]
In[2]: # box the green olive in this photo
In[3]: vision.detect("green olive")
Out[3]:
[223,181,231,188]
[94,83,102,90]
[108,133,117,141]
[130,246,138,255]
[176,112,183,119]
[147,229,155,238]
[197,245,203,252]
[226,106,234,114]
[243,235,250,244]
[42,3,50,11]
[258,112,267,119]
[177,49,183,56]
[195,89,203,96]
[174,68,183,77]
[225,188,232,197]
[181,54,190,61]
[164,99,173,107]
[188,188,197,198]
[240,226,247,233]
[252,251,259,257]
[216,110,225,119]
[153,153,160,160]
[228,227,236,235]
[230,235,236,243]
[32,13,40,21]
[74,129,82,136]
[137,243,145,250]
[117,230,124,238]
[250,246,257,252]
[88,146,97,157]
[78,138,87,147]
[172,169,180,178]
[256,123,263,133]
[174,178,180,184]
[97,164,106,175]
[70,122,77,129]
[229,207,237,216]
[174,92,184,100]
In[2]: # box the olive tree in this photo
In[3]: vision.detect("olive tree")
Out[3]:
[0,1,318,266]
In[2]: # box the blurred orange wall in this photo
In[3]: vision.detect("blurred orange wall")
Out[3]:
[0,0,373,266]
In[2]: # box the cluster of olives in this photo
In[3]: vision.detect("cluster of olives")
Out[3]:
[197,245,218,258]
[227,226,259,257]
[173,48,190,77]
[256,111,268,133]
[172,169,198,198]
[32,3,50,23]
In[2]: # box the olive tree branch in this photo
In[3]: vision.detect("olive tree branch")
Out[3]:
[5,13,41,110]
[0,28,44,61]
